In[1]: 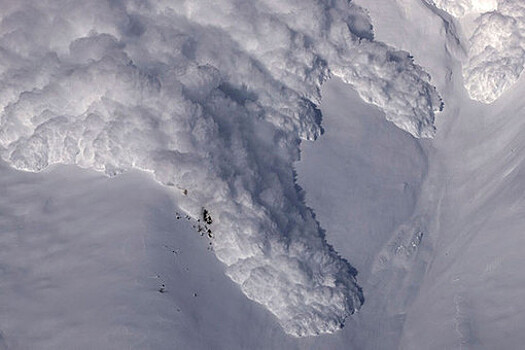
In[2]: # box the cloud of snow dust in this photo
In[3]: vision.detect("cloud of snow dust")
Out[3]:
[428,0,525,103]
[0,0,441,336]
[426,0,498,17]
[463,0,525,103]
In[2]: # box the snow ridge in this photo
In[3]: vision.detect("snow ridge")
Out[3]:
[0,0,441,336]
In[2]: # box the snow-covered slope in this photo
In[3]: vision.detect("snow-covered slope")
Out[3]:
[0,163,301,350]
[296,77,430,349]
[312,0,525,348]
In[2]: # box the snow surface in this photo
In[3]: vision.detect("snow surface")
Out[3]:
[345,0,525,348]
[0,0,442,337]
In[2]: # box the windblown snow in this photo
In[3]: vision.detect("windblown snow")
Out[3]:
[427,0,525,103]
[0,0,442,336]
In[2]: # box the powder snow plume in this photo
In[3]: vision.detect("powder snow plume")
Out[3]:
[464,0,525,103]
[427,0,525,103]
[425,0,498,18]
[0,0,441,336]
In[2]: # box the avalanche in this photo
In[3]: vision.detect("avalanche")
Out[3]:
[0,0,441,336]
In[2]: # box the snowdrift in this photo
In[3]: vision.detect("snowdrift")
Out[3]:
[0,0,441,336]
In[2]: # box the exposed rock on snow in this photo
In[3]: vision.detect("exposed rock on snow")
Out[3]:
[0,0,441,336]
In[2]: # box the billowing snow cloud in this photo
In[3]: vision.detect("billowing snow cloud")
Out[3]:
[464,0,525,103]
[0,0,441,336]
[426,0,498,17]
[429,0,525,103]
